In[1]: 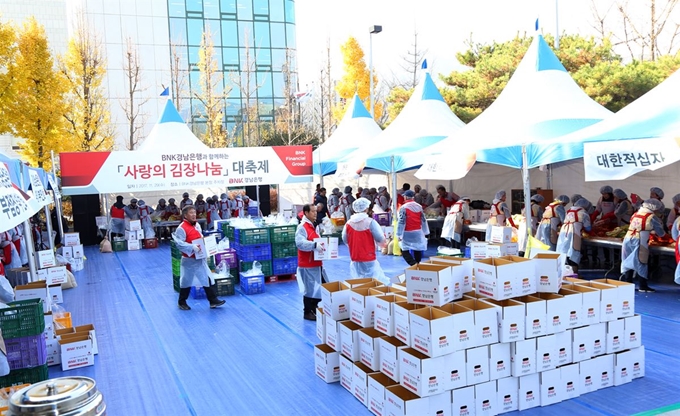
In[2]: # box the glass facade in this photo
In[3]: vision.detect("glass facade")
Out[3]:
[167,0,296,143]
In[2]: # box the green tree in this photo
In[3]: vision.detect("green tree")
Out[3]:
[334,36,382,122]
[9,18,71,170]
[0,19,17,135]
[60,14,115,152]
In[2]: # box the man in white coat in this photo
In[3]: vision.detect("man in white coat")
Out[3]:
[342,198,387,284]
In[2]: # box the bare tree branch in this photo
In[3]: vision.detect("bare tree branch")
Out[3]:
[120,37,149,150]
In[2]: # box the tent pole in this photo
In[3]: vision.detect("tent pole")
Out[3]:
[104,194,111,240]
[522,145,532,250]
[23,219,37,282]
[391,156,397,213]
[51,151,65,241]
[546,164,553,189]
[44,206,54,250]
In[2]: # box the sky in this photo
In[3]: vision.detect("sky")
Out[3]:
[293,0,618,88]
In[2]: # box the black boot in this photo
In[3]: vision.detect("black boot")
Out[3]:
[637,277,655,293]
[303,296,317,321]
[620,270,634,283]
[178,287,191,310]
[204,285,226,308]
[401,250,417,266]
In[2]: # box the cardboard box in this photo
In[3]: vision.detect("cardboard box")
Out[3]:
[560,363,581,400]
[593,354,615,390]
[469,210,481,223]
[557,288,583,329]
[350,287,379,328]
[474,380,497,415]
[578,358,599,394]
[398,347,448,397]
[339,320,362,361]
[43,312,54,340]
[490,226,512,243]
[374,294,407,337]
[481,210,491,222]
[486,243,519,258]
[496,376,519,414]
[59,333,94,371]
[353,361,378,406]
[340,354,353,392]
[563,284,600,326]
[456,299,499,347]
[451,386,476,416]
[74,324,98,355]
[61,246,73,260]
[313,237,339,261]
[14,281,50,313]
[434,303,475,351]
[489,342,511,381]
[322,281,351,321]
[572,325,593,363]
[517,373,540,411]
[470,242,488,259]
[383,385,432,416]
[409,307,456,357]
[316,307,325,343]
[631,346,645,379]
[534,293,567,335]
[481,299,525,343]
[127,239,141,251]
[46,266,67,285]
[368,372,398,416]
[466,345,490,385]
[378,336,406,382]
[474,258,518,301]
[575,281,618,322]
[515,296,546,338]
[393,302,425,344]
[443,349,467,390]
[536,334,557,372]
[125,230,137,241]
[325,316,341,352]
[46,337,61,366]
[37,249,56,269]
[69,258,84,271]
[539,368,562,406]
[135,229,145,240]
[359,327,383,371]
[606,319,625,354]
[624,315,642,350]
[49,284,63,304]
[510,338,537,377]
[590,323,607,357]
[613,349,633,386]
[430,256,474,293]
[70,244,84,259]
[532,253,562,293]
[555,329,573,366]
[342,278,380,289]
[191,235,218,260]
[501,256,536,298]
[63,232,81,246]
[405,264,455,307]
[126,220,141,231]
[593,278,635,318]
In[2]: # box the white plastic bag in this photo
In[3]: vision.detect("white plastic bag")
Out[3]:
[217,237,230,251]
[241,260,263,277]
[0,276,13,303]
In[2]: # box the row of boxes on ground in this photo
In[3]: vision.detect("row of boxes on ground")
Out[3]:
[319,304,641,388]
[45,324,98,371]
[316,345,644,416]
[321,276,635,350]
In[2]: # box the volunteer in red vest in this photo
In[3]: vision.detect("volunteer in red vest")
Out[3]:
[231,195,245,218]
[173,205,226,310]
[536,195,569,250]
[429,185,459,217]
[339,186,355,220]
[620,199,666,292]
[486,190,516,241]
[442,196,470,249]
[206,196,220,230]
[10,224,28,266]
[137,200,155,239]
[295,204,327,321]
[556,198,592,274]
[218,193,230,219]
[396,190,429,266]
[0,230,21,269]
[671,214,680,285]
[666,193,680,230]
[342,198,388,284]
[110,195,126,237]
[396,183,410,210]
[613,189,634,226]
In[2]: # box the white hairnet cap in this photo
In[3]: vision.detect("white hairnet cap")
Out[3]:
[600,185,613,194]
[495,190,506,200]
[650,187,665,199]
[613,189,627,200]
[574,198,590,208]
[531,194,544,203]
[571,194,583,204]
[353,197,371,212]
[557,195,570,204]
[673,193,680,204]
[642,198,663,212]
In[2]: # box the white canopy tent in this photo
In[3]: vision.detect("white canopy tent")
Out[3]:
[137,99,210,152]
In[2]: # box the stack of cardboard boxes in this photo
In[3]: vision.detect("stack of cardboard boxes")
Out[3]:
[314,251,644,416]
[125,220,144,251]
[61,232,85,271]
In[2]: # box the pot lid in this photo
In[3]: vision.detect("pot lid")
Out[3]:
[10,377,98,413]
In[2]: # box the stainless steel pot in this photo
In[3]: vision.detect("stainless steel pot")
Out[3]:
[7,377,105,415]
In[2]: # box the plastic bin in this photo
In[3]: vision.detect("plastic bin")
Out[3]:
[0,300,45,339]
[112,239,127,252]
[215,249,238,268]
[214,277,235,296]
[240,274,265,295]
[173,274,180,292]
[53,312,72,330]
[143,238,158,249]
[272,257,298,275]
[268,225,297,244]
[233,228,270,245]
[5,334,47,370]
[236,244,272,262]
[240,260,272,277]
[373,213,392,226]
[190,286,206,299]
[247,206,259,217]
[271,242,297,259]
[0,364,49,389]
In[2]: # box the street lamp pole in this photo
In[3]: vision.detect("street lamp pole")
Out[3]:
[369,25,382,119]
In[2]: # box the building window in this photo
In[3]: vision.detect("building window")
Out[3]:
[270,22,285,48]
[285,23,295,48]
[284,0,295,23]
[187,18,204,46]
[221,20,238,46]
[204,0,220,18]
[169,18,187,43]
[220,0,237,13]
[186,0,203,12]
[254,21,270,48]
[168,0,186,17]
[206,20,222,47]
[269,0,284,22]
[237,0,253,20]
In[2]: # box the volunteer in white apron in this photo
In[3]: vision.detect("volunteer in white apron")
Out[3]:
[442,196,470,249]
[521,194,544,235]
[556,198,592,273]
[666,193,680,231]
[219,194,230,219]
[137,200,155,238]
[536,195,568,251]
[342,198,387,284]
[613,189,634,226]
[396,190,429,266]
[486,190,516,242]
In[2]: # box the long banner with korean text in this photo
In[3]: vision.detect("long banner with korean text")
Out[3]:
[59,145,313,195]
[583,137,680,181]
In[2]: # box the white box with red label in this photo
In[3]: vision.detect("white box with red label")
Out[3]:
[379,336,406,383]
[409,307,456,358]
[314,344,340,383]
[405,263,456,307]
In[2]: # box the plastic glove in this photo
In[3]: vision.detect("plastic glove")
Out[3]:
[314,243,325,253]
[590,212,599,223]
[192,244,202,254]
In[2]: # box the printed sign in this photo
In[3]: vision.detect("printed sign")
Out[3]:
[0,164,38,231]
[59,146,313,195]
[584,137,680,181]
[47,175,61,198]
[28,170,53,206]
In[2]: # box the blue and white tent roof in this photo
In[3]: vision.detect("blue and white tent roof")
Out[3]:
[138,100,210,152]
[313,94,382,176]
[338,72,465,174]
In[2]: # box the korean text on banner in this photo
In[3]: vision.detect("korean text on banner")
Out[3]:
[59,145,314,195]
[583,137,680,182]
[0,164,37,231]
[47,175,61,198]
[28,170,53,206]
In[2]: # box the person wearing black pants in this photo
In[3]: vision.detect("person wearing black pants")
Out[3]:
[296,204,328,321]
[396,190,430,266]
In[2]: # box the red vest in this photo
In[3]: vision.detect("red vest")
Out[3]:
[180,220,202,258]
[441,195,455,209]
[404,202,422,232]
[298,221,322,268]
[346,221,376,262]
[139,206,150,219]
[111,206,124,219]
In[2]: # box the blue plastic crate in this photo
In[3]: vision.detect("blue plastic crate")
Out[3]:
[236,244,272,262]
[190,286,207,299]
[272,257,298,275]
[247,206,259,217]
[240,273,265,295]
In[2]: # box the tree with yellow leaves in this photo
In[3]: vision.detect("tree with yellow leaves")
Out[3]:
[333,36,382,122]
[60,13,115,152]
[8,18,71,171]
[0,20,17,135]
[194,30,230,148]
